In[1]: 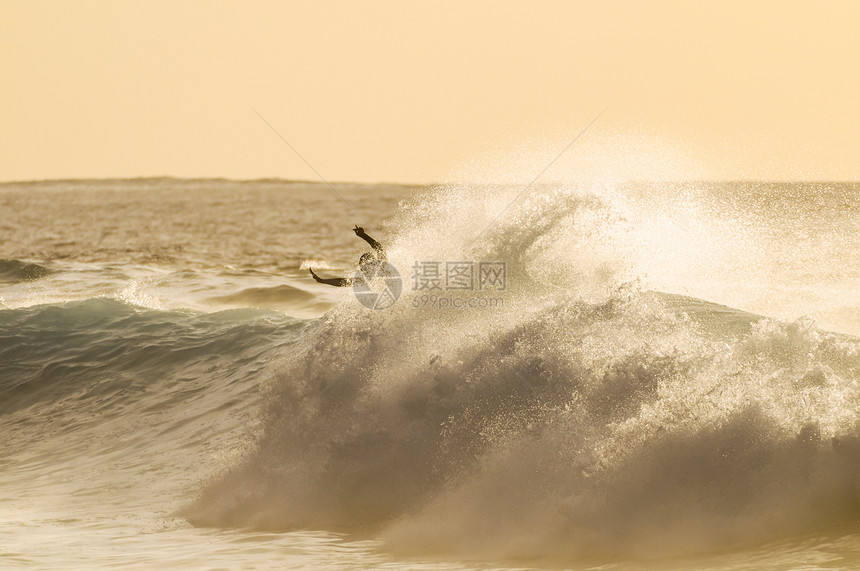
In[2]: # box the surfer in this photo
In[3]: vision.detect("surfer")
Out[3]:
[309,226,387,287]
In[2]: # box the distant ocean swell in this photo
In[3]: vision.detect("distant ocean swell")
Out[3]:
[0,259,51,283]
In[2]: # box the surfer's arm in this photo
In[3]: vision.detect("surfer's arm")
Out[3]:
[353,226,386,259]
[309,268,353,287]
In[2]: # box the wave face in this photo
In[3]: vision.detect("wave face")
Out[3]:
[186,182,860,562]
[0,298,296,417]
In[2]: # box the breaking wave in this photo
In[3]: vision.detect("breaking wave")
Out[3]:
[185,183,860,562]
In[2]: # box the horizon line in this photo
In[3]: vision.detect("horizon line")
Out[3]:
[1,175,858,187]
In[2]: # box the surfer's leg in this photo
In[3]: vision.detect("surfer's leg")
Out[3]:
[310,268,353,287]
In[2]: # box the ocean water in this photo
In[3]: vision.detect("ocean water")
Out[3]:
[1,178,858,570]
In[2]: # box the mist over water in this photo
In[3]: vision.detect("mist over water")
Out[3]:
[1,177,858,568]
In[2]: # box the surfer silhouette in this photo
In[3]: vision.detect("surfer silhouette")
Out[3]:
[309,226,387,287]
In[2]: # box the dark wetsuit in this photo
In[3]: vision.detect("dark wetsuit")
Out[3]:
[309,227,386,287]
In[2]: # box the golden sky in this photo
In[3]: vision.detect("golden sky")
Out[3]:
[1,1,858,183]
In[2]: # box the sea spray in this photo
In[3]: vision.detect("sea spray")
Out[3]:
[186,182,860,560]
